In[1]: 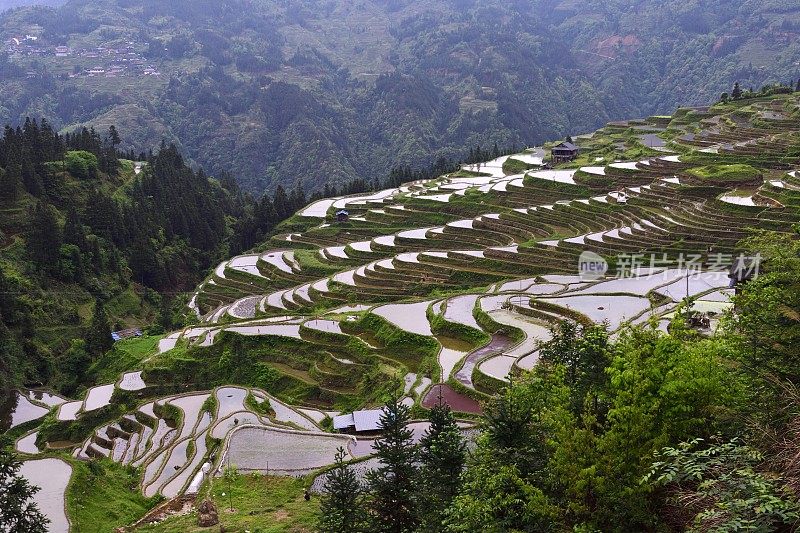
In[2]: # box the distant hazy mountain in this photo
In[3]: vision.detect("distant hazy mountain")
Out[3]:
[1,0,799,193]
[0,0,63,11]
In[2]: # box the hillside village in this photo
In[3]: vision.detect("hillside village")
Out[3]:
[4,33,160,78]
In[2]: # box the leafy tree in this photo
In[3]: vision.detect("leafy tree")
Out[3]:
[445,456,557,533]
[0,450,49,533]
[107,125,121,147]
[58,338,91,395]
[58,243,84,282]
[86,299,113,356]
[416,401,466,532]
[483,376,548,477]
[319,447,367,533]
[731,230,800,385]
[539,321,610,416]
[588,330,742,527]
[645,438,800,532]
[366,399,418,533]
[63,150,99,180]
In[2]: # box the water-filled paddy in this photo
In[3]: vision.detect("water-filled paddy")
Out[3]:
[538,294,652,330]
[2,392,49,430]
[304,319,343,334]
[479,355,517,381]
[373,301,433,336]
[454,334,514,388]
[57,400,82,421]
[83,383,115,412]
[16,431,40,454]
[120,371,146,391]
[225,324,302,339]
[226,426,353,473]
[443,294,481,331]
[27,390,66,407]
[20,458,72,533]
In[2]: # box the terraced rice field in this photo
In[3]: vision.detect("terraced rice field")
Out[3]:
[18,97,800,524]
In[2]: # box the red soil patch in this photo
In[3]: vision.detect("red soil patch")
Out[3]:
[422,384,482,415]
[595,34,641,58]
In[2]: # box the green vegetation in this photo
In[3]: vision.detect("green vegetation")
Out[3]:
[6,53,800,533]
[0,119,310,401]
[314,229,800,531]
[64,151,99,180]
[66,459,159,533]
[139,474,318,533]
[685,164,762,184]
[89,334,163,384]
[501,157,537,175]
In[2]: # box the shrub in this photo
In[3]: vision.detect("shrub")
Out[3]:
[64,151,99,180]
[685,164,761,185]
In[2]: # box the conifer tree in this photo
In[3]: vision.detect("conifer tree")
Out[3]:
[0,167,20,203]
[732,81,742,99]
[63,207,88,252]
[319,447,366,533]
[0,450,49,533]
[26,201,62,272]
[367,399,418,533]
[86,299,113,356]
[416,400,466,532]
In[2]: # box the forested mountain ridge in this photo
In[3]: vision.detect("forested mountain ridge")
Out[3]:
[0,119,314,401]
[1,0,798,194]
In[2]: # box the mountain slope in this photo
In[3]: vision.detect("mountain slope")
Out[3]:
[0,0,798,195]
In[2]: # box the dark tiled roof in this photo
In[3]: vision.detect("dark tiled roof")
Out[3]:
[553,141,578,151]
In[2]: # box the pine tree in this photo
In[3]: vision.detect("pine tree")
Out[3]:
[416,401,466,532]
[796,79,800,92]
[0,167,20,203]
[318,447,367,533]
[732,81,742,99]
[86,299,113,356]
[63,207,88,252]
[367,399,418,533]
[26,201,62,272]
[107,125,121,147]
[0,450,49,533]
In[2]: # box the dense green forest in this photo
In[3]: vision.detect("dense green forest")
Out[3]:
[0,0,799,193]
[0,120,313,400]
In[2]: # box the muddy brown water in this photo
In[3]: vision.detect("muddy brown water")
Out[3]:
[453,333,514,388]
[422,384,482,414]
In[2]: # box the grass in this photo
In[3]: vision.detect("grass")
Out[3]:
[89,334,164,384]
[66,458,161,532]
[137,474,319,532]
[685,164,762,184]
[502,157,537,174]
